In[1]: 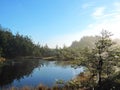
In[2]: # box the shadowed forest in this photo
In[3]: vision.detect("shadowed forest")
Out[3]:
[0,26,120,90]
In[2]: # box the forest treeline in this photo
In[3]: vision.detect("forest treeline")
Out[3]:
[0,26,55,58]
[0,25,78,59]
[0,25,120,60]
[0,25,99,59]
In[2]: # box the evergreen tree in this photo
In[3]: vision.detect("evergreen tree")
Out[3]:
[82,30,120,89]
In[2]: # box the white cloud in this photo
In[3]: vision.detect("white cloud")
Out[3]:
[92,7,105,18]
[89,3,120,38]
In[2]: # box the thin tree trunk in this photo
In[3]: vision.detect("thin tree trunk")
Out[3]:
[97,70,102,90]
[97,52,103,90]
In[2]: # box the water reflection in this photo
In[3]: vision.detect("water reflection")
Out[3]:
[0,59,40,87]
[0,60,83,88]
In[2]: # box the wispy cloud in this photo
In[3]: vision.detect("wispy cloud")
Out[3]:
[92,7,105,18]
[114,2,120,11]
[83,3,120,39]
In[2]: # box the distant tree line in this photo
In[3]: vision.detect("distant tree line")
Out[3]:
[0,26,55,58]
[1,25,120,61]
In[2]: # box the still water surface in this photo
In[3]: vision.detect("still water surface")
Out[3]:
[0,59,83,88]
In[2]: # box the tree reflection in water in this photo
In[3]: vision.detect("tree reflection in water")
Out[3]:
[0,59,42,87]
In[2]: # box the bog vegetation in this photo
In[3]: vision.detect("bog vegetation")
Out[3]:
[0,25,120,90]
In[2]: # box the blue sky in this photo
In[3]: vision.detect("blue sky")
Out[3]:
[0,0,120,48]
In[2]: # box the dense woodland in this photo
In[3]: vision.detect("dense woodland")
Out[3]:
[0,25,120,90]
[0,26,53,58]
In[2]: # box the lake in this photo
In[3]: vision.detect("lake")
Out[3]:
[0,59,83,88]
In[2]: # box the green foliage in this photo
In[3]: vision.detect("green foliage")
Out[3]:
[0,26,53,58]
[79,30,120,89]
[0,26,34,58]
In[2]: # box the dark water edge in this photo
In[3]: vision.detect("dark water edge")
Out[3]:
[0,59,83,89]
